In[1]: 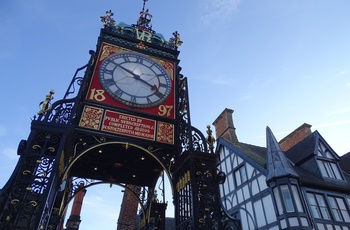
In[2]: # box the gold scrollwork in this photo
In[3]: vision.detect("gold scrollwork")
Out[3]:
[176,170,191,192]
[147,146,161,153]
[10,199,19,204]
[93,136,106,144]
[99,45,124,61]
[59,151,65,176]
[48,147,55,152]
[23,170,31,175]
[29,201,38,207]
[69,143,79,162]
[32,145,41,150]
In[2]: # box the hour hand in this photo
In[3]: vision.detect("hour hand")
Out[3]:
[117,65,157,90]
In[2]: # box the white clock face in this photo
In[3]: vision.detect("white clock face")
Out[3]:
[98,52,172,108]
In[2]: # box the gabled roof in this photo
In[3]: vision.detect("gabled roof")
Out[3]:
[216,138,267,172]
[285,130,340,165]
[294,165,350,192]
[284,132,317,164]
[266,127,299,183]
[215,129,350,193]
[340,152,350,175]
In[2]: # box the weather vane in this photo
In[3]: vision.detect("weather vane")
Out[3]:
[134,0,154,33]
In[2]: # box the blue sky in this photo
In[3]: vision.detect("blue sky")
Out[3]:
[1,0,350,229]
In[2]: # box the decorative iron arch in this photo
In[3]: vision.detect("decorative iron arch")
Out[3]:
[58,141,175,227]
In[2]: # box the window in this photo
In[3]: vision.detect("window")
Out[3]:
[281,185,295,213]
[234,165,247,186]
[316,142,343,180]
[317,160,343,180]
[307,193,331,220]
[291,185,303,212]
[328,196,350,222]
[273,184,304,215]
[273,187,283,215]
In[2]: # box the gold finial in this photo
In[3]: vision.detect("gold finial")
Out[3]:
[100,10,116,27]
[206,125,216,153]
[170,31,183,48]
[38,90,55,115]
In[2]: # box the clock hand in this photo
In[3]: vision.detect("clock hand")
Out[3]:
[117,65,158,90]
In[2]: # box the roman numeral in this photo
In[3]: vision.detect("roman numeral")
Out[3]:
[135,57,143,64]
[114,89,124,97]
[103,69,113,75]
[104,78,115,86]
[159,83,168,88]
[131,96,137,103]
[154,91,165,98]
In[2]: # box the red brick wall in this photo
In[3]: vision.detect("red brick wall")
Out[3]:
[117,185,141,230]
[212,108,238,144]
[279,123,312,152]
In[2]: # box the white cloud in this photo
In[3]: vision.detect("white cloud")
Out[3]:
[313,120,350,129]
[338,70,350,76]
[200,0,242,25]
[346,83,350,89]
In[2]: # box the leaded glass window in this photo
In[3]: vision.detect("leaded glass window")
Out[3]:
[307,193,331,220]
[281,185,295,213]
[328,196,350,222]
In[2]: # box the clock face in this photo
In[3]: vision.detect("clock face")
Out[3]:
[98,52,172,108]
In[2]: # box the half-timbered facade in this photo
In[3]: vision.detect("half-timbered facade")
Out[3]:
[213,108,350,230]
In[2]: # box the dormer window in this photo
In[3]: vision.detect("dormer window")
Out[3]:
[316,142,343,180]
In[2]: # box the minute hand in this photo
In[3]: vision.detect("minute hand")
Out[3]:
[118,65,157,90]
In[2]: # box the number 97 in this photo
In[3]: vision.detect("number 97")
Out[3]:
[158,105,173,117]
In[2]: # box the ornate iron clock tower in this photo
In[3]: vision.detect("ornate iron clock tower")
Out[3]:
[0,2,239,230]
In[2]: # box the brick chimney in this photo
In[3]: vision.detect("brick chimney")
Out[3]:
[212,108,239,145]
[117,185,141,230]
[279,123,312,152]
[65,183,86,230]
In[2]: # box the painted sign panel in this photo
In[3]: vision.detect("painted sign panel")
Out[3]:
[156,121,174,145]
[78,105,104,130]
[79,105,174,145]
[101,110,156,141]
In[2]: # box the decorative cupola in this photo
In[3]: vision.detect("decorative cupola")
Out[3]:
[266,127,312,229]
[266,126,299,183]
[212,108,239,145]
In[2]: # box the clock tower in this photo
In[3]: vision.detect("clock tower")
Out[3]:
[0,2,238,230]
